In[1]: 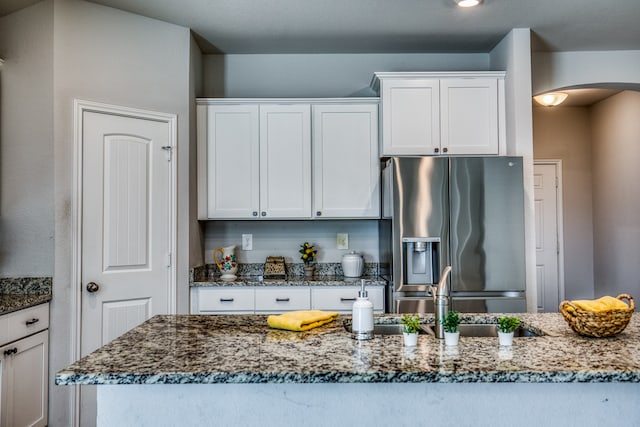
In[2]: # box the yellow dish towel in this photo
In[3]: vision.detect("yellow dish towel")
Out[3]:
[267,310,339,332]
[571,296,629,312]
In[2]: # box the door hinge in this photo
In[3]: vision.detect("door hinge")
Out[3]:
[161,145,173,161]
[167,253,172,268]
[555,176,559,188]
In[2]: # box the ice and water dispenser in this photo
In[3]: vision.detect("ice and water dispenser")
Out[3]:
[401,237,439,286]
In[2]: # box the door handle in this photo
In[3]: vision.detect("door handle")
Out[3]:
[86,282,100,293]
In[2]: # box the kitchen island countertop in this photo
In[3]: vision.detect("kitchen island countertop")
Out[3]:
[56,312,639,385]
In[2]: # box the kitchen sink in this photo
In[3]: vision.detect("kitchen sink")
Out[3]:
[344,321,433,336]
[344,319,543,338]
[453,323,543,337]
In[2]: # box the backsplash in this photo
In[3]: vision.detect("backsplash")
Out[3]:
[191,262,380,282]
[202,220,380,265]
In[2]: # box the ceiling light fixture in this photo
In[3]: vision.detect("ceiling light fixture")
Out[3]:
[455,0,482,7]
[533,92,569,107]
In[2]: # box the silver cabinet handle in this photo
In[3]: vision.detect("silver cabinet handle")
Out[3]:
[442,147,448,153]
[25,318,40,326]
[434,148,440,153]
[253,211,258,216]
[275,298,290,302]
[261,211,267,217]
[86,282,100,293]
[340,297,357,302]
[219,298,235,302]
[316,211,322,216]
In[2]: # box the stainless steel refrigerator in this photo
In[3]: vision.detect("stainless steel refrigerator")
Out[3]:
[379,156,526,313]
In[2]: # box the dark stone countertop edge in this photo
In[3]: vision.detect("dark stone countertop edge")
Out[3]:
[55,370,640,386]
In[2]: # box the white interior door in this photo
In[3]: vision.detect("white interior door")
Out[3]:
[78,106,175,426]
[534,163,562,312]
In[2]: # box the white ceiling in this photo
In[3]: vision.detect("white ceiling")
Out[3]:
[4,0,640,54]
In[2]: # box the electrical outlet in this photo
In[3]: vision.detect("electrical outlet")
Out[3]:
[337,233,349,250]
[242,234,253,250]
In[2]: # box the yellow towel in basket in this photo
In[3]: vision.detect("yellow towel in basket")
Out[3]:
[267,310,339,331]
[570,296,629,313]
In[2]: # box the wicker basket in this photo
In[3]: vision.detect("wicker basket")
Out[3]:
[560,294,634,337]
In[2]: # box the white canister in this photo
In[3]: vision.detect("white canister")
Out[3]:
[341,251,364,278]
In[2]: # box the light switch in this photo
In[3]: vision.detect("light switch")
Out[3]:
[242,234,253,250]
[337,233,349,250]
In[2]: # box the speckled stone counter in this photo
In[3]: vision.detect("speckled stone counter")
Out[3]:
[56,312,639,385]
[190,275,387,287]
[0,277,52,316]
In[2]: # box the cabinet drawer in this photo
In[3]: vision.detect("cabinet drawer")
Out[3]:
[255,288,310,312]
[0,303,49,346]
[311,287,385,313]
[194,288,255,313]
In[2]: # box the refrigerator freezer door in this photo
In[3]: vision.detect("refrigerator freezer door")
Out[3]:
[449,157,526,293]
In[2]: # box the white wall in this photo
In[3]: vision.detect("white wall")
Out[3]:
[489,29,536,312]
[532,50,640,95]
[51,0,193,425]
[590,91,640,297]
[0,0,54,276]
[533,107,595,300]
[202,220,379,265]
[203,53,490,98]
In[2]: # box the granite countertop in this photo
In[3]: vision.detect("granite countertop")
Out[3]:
[56,312,639,385]
[0,277,52,316]
[191,275,387,287]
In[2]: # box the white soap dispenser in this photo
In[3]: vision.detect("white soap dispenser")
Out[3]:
[352,279,374,340]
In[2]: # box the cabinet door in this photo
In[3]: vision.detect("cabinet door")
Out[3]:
[440,78,499,155]
[1,330,48,427]
[312,104,380,218]
[259,105,312,218]
[380,79,440,156]
[255,287,311,313]
[202,104,260,218]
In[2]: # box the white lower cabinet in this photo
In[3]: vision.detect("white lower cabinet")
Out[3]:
[191,286,385,315]
[0,304,49,427]
[255,288,311,313]
[311,287,385,313]
[191,288,255,314]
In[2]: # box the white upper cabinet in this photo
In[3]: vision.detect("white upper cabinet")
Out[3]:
[379,78,440,155]
[198,99,380,220]
[259,104,312,218]
[312,103,380,218]
[198,104,260,219]
[197,102,311,219]
[373,72,506,156]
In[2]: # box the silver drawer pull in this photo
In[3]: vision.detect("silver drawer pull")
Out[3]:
[25,318,40,326]
[275,298,290,302]
[340,297,357,302]
[219,298,235,302]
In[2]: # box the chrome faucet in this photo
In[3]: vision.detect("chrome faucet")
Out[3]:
[428,266,452,339]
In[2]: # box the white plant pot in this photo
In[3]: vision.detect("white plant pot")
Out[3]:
[403,332,418,347]
[444,331,460,346]
[498,331,514,346]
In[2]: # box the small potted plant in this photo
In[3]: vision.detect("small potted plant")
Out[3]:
[401,314,421,346]
[299,242,318,277]
[441,310,461,346]
[497,316,521,346]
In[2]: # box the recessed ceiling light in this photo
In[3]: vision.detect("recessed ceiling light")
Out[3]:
[455,0,482,7]
[533,92,569,107]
